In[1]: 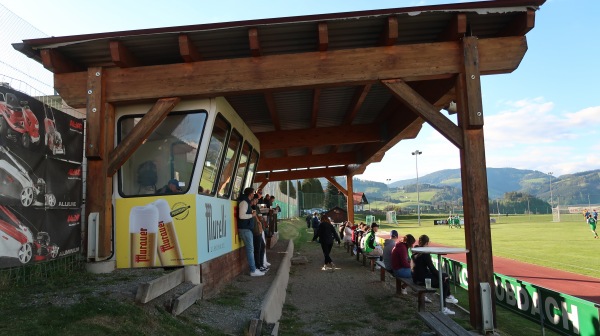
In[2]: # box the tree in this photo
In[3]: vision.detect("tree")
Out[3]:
[324,182,347,210]
[301,178,324,209]
[279,180,297,198]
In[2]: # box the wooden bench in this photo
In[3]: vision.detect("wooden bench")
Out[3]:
[418,311,472,336]
[360,252,380,271]
[343,241,354,255]
[374,260,436,312]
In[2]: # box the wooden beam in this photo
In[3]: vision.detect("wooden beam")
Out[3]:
[325,177,348,197]
[318,22,328,52]
[343,84,372,125]
[249,28,261,57]
[257,152,358,171]
[382,79,463,149]
[255,167,348,183]
[380,16,398,46]
[86,67,105,159]
[178,34,201,62]
[106,97,180,176]
[264,92,281,130]
[461,37,483,128]
[498,9,535,37]
[438,13,467,41]
[311,89,321,128]
[346,175,355,222]
[257,180,268,192]
[110,40,140,68]
[54,36,528,108]
[256,124,384,151]
[40,49,83,74]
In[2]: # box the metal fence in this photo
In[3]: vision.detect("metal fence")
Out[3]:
[0,254,85,288]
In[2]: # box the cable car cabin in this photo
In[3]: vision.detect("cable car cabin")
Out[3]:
[113,97,259,269]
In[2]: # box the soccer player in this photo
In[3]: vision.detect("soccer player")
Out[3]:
[587,214,598,239]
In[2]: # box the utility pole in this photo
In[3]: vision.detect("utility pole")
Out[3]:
[412,150,422,226]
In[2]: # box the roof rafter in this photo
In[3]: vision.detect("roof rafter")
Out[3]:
[179,33,201,62]
[318,22,328,51]
[380,16,399,46]
[498,9,535,36]
[40,49,83,74]
[248,27,261,57]
[438,13,467,41]
[257,152,358,171]
[109,41,140,68]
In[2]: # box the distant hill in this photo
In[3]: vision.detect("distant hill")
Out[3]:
[317,168,600,205]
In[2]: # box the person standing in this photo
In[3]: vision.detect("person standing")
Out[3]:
[312,215,341,270]
[237,187,264,277]
[311,212,320,240]
[251,198,268,272]
[587,215,598,239]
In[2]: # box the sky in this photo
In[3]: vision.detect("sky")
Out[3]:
[1,0,598,183]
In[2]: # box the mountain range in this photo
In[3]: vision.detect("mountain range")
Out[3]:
[329,168,600,205]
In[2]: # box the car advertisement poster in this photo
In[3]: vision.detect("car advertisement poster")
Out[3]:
[0,86,83,269]
[115,194,198,268]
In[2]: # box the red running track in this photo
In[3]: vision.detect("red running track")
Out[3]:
[375,233,600,303]
[445,252,600,304]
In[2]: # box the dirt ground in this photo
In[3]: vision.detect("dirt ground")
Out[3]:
[276,228,470,336]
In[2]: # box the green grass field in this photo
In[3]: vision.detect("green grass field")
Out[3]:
[353,213,600,278]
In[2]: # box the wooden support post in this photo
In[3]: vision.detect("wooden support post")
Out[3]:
[456,36,495,332]
[346,175,354,222]
[325,177,347,197]
[85,67,115,258]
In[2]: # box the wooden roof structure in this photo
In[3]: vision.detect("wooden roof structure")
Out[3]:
[15,0,546,331]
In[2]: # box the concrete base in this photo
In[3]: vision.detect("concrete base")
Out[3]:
[136,268,185,304]
[171,284,203,316]
[85,260,116,274]
[267,232,279,249]
[184,265,201,285]
[260,240,294,324]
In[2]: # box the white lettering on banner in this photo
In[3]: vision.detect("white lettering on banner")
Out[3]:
[562,302,580,334]
[205,203,228,253]
[531,291,540,316]
[545,297,561,325]
[495,278,505,301]
[460,268,468,288]
[516,286,529,311]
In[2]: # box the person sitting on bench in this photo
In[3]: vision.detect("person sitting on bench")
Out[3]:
[391,234,415,294]
[411,234,459,315]
[382,229,399,273]
[364,223,383,257]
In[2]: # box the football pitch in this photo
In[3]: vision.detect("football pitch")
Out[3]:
[359,214,600,279]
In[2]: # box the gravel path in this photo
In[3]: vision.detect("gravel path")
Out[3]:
[278,228,462,336]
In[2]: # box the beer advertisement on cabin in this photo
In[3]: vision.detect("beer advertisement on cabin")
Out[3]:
[0,86,84,269]
[115,194,198,268]
[231,200,243,250]
[196,195,234,264]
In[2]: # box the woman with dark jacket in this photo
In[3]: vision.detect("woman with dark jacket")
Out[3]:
[312,215,341,270]
[411,234,458,315]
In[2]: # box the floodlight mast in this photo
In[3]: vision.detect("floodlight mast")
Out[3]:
[412,150,422,226]
[548,172,553,210]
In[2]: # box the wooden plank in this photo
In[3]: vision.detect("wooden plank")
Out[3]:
[101,103,115,257]
[54,36,528,108]
[110,40,140,68]
[40,49,83,74]
[318,22,328,52]
[106,97,180,176]
[346,175,354,222]
[257,152,357,171]
[380,16,398,46]
[255,124,384,151]
[254,167,347,183]
[264,92,281,130]
[462,37,483,128]
[498,9,535,37]
[438,13,467,41]
[249,27,261,57]
[343,84,372,125]
[418,312,458,336]
[382,79,463,148]
[135,268,185,304]
[431,312,472,336]
[85,67,105,159]
[325,177,347,197]
[171,284,203,316]
[456,72,495,331]
[257,180,268,192]
[178,33,201,62]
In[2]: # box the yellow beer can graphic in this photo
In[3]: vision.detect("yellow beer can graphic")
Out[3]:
[129,204,159,268]
[154,199,183,266]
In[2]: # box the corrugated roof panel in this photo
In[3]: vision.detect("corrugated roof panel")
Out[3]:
[273,90,313,130]
[287,147,308,157]
[328,17,385,50]
[226,95,273,133]
[189,28,253,60]
[257,22,320,55]
[353,83,392,125]
[317,86,355,127]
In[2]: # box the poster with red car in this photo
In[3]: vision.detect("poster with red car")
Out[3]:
[0,84,83,268]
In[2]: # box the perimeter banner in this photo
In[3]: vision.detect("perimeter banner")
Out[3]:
[0,86,83,269]
[438,256,600,336]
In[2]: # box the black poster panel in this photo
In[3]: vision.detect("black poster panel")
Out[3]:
[0,146,46,208]
[44,158,82,209]
[0,206,81,269]
[0,86,84,163]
